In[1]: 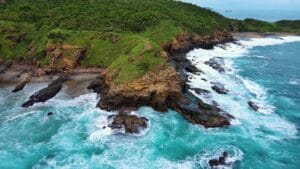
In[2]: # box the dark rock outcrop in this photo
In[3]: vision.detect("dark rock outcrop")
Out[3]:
[193,88,210,95]
[185,64,201,73]
[109,114,148,134]
[95,31,234,128]
[87,74,109,94]
[204,57,226,73]
[22,75,68,107]
[212,83,229,94]
[94,66,230,128]
[173,94,230,128]
[12,77,31,93]
[47,112,54,116]
[209,152,229,169]
[248,101,259,111]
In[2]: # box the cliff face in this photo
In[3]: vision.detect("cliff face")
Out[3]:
[90,31,234,128]
[98,66,183,112]
[166,31,234,54]
[45,44,87,71]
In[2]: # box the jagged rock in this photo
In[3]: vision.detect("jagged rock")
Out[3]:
[21,75,68,107]
[47,112,54,116]
[193,88,210,95]
[212,83,228,94]
[209,152,229,168]
[109,114,148,134]
[98,67,184,113]
[185,64,200,73]
[173,94,230,128]
[248,101,259,111]
[87,73,109,94]
[12,77,31,93]
[204,57,226,73]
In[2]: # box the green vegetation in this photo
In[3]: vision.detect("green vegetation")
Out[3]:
[0,0,299,84]
[233,19,300,33]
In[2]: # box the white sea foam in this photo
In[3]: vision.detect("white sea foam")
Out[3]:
[289,78,300,85]
[198,145,244,169]
[89,127,113,142]
[186,36,299,138]
[5,111,36,122]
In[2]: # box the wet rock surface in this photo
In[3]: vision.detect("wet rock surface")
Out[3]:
[212,83,229,94]
[87,73,109,94]
[22,74,68,107]
[248,101,259,111]
[109,114,148,134]
[173,93,230,128]
[209,152,230,169]
[204,57,226,73]
[47,112,54,116]
[12,76,31,93]
[193,88,210,95]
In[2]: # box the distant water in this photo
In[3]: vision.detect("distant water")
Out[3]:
[215,9,300,22]
[1,36,300,168]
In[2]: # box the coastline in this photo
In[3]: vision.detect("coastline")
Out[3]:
[232,32,300,39]
[1,31,300,127]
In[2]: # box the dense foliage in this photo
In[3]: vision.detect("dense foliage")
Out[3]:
[0,0,299,84]
[0,0,231,34]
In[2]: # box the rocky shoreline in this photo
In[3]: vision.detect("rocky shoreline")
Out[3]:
[0,31,235,133]
[88,31,235,131]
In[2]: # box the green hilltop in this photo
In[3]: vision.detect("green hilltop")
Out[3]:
[0,0,299,84]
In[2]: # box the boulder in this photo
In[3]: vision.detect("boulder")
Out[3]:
[109,114,148,134]
[87,73,109,94]
[172,94,230,128]
[248,101,259,111]
[211,83,228,94]
[209,152,230,168]
[185,64,200,73]
[12,77,31,93]
[204,57,226,73]
[21,75,67,107]
[193,88,210,95]
[47,112,54,116]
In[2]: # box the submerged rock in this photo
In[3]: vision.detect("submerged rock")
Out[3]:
[209,152,229,168]
[193,88,210,95]
[12,76,31,93]
[204,57,226,73]
[211,83,229,94]
[109,114,148,134]
[47,112,54,116]
[248,101,259,111]
[21,74,68,107]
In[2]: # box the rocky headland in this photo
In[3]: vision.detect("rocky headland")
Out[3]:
[88,31,234,131]
[2,31,235,133]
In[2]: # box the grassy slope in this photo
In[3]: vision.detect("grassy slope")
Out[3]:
[0,0,299,84]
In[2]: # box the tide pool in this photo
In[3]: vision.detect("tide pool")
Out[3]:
[0,36,300,169]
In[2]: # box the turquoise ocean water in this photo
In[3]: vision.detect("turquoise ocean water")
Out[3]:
[0,36,300,169]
